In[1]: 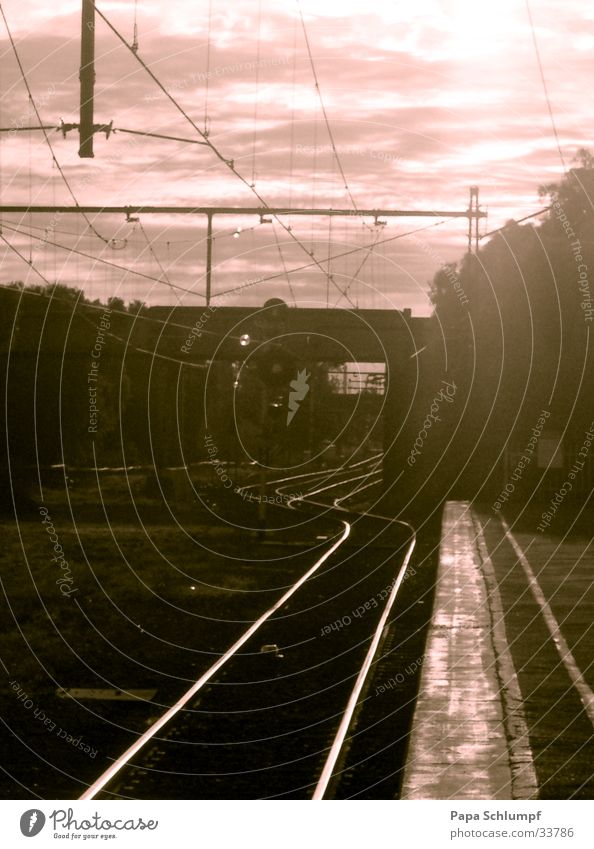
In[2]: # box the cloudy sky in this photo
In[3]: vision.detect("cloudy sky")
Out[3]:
[0,0,593,314]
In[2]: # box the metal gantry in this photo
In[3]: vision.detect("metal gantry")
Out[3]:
[0,203,486,305]
[1,1,487,302]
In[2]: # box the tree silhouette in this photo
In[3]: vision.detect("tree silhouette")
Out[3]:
[387,153,594,512]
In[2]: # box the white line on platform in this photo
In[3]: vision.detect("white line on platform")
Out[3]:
[80,521,351,801]
[499,516,594,729]
[473,516,538,799]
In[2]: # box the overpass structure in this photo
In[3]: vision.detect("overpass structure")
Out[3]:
[1,289,431,486]
[132,305,430,363]
[125,305,431,478]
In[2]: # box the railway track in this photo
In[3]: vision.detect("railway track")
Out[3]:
[80,456,422,800]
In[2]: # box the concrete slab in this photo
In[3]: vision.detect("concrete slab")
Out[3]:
[400,501,515,799]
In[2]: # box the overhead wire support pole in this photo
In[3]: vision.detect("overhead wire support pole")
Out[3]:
[79,0,96,158]
[467,186,481,254]
[205,211,213,307]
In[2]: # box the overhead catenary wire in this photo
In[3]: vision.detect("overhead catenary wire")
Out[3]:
[287,14,298,221]
[0,125,57,132]
[137,220,183,305]
[0,218,454,356]
[480,205,552,240]
[310,100,319,253]
[270,220,297,306]
[250,0,262,187]
[203,0,213,135]
[0,3,111,246]
[525,0,566,173]
[93,5,356,307]
[333,226,382,308]
[1,217,114,240]
[1,233,41,283]
[3,212,454,306]
[213,217,454,299]
[0,7,529,311]
[0,221,205,298]
[297,0,377,306]
[296,0,360,216]
[0,7,473,308]
[113,127,209,146]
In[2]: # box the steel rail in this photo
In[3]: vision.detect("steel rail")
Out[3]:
[79,519,351,800]
[294,478,417,799]
[312,532,415,799]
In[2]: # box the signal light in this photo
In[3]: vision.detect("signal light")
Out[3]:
[255,343,296,388]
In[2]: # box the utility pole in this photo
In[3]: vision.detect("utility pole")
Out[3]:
[79,0,96,158]
[468,186,480,254]
[205,211,213,306]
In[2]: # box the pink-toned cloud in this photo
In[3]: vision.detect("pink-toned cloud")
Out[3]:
[0,1,591,314]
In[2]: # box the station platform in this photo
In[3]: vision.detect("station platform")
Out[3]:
[400,501,538,800]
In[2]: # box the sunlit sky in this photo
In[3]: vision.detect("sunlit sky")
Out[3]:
[0,0,592,313]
